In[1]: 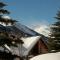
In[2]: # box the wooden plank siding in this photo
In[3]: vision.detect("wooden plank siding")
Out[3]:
[28,38,48,57]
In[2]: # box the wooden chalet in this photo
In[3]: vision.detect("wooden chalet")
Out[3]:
[0,16,48,60]
[19,36,48,59]
[10,23,48,56]
[29,36,48,56]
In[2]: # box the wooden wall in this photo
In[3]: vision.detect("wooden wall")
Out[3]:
[29,38,48,56]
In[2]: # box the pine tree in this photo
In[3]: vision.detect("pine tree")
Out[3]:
[0,2,10,14]
[0,2,17,25]
[0,2,23,52]
[48,11,60,52]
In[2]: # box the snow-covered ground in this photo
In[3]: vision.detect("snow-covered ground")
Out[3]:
[30,52,60,60]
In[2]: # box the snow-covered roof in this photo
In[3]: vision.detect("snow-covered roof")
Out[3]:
[21,36,40,49]
[30,52,60,60]
[19,36,40,56]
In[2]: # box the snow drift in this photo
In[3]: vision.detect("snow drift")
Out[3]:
[30,52,60,60]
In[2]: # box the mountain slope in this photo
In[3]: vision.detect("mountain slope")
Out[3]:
[34,25,50,37]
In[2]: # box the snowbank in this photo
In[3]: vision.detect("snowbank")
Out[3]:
[30,52,60,60]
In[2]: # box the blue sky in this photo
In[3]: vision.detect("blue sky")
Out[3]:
[1,0,60,27]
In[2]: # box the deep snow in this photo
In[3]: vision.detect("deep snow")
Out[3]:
[30,52,60,60]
